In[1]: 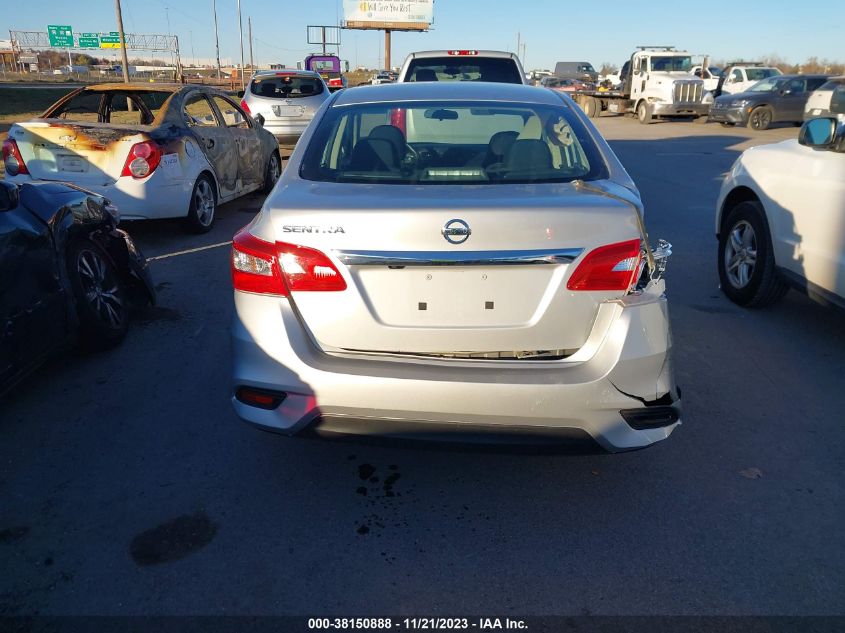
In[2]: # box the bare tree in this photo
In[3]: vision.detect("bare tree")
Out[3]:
[599,62,618,76]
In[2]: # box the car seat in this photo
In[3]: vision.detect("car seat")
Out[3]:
[414,68,438,82]
[260,82,276,97]
[503,139,553,180]
[482,130,519,168]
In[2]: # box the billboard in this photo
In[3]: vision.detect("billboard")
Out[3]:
[342,1,433,31]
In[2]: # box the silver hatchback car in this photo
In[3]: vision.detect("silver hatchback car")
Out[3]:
[240,70,331,145]
[230,82,680,452]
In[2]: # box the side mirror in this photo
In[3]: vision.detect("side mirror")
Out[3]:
[255,113,265,127]
[799,117,838,149]
[0,181,20,212]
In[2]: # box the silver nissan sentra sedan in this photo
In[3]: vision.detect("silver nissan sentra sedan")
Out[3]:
[230,82,680,451]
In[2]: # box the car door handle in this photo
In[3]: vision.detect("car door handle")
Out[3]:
[206,138,215,149]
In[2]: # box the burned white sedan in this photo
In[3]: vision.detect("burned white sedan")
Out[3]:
[4,84,280,233]
[230,82,679,451]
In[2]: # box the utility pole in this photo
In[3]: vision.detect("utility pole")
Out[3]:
[248,16,254,77]
[114,0,131,84]
[384,30,391,71]
[212,0,222,79]
[237,0,245,91]
[516,32,520,58]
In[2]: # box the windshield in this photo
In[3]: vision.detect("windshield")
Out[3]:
[650,56,692,72]
[746,68,781,81]
[747,77,785,92]
[307,56,340,73]
[405,57,523,83]
[250,75,324,99]
[300,100,607,185]
[578,64,595,73]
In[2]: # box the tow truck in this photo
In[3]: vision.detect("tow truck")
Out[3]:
[571,46,709,124]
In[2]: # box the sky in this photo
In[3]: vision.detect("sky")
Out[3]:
[2,0,841,70]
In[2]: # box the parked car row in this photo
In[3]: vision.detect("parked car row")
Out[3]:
[3,48,843,454]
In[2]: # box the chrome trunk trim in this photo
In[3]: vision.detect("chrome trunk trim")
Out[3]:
[335,248,584,267]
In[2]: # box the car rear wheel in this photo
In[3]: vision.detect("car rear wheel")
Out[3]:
[748,106,773,130]
[185,174,217,234]
[718,201,788,307]
[262,151,281,194]
[637,101,653,124]
[67,240,129,348]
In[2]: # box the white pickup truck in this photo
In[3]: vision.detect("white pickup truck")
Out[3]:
[715,64,782,96]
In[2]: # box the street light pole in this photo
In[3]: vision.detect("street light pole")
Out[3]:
[237,0,245,92]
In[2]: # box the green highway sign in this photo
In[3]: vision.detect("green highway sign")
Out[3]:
[79,34,100,48]
[100,34,122,49]
[47,24,74,47]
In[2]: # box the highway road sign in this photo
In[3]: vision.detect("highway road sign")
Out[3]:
[79,34,100,48]
[47,25,74,47]
[100,34,122,49]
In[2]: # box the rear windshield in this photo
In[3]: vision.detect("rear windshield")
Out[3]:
[404,57,523,84]
[300,100,607,185]
[746,68,781,81]
[250,75,324,99]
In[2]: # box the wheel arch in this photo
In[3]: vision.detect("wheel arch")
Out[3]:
[718,186,760,238]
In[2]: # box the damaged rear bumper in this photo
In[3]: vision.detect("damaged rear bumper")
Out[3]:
[231,280,681,452]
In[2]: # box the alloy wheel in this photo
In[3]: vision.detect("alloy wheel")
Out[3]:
[268,154,281,185]
[724,220,757,289]
[194,179,215,226]
[77,249,125,328]
[750,109,771,130]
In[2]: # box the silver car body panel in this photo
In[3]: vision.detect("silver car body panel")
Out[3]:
[232,82,679,451]
[241,70,331,144]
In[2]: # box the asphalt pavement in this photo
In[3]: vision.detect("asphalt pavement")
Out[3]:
[1,115,843,619]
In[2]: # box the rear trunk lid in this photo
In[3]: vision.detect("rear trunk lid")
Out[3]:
[8,120,151,186]
[262,181,641,357]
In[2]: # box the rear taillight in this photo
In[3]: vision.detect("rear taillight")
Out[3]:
[566,239,643,291]
[240,98,251,116]
[447,50,478,56]
[2,139,29,176]
[231,228,347,295]
[232,230,287,295]
[120,141,161,179]
[279,243,347,292]
[389,108,407,136]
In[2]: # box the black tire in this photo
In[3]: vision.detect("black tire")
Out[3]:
[66,240,129,348]
[637,101,653,124]
[262,151,281,194]
[748,106,773,131]
[185,174,217,234]
[583,96,599,118]
[720,121,736,127]
[717,200,789,308]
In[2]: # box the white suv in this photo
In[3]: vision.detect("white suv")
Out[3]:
[397,50,528,84]
[716,117,845,309]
